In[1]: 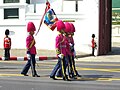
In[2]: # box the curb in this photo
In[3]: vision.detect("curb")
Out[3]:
[0,54,91,61]
[0,56,58,61]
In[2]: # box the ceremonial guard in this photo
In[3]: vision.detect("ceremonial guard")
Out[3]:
[64,22,74,78]
[50,20,70,81]
[91,34,97,56]
[69,23,81,78]
[21,22,40,77]
[3,29,11,60]
[56,22,72,77]
[57,22,81,78]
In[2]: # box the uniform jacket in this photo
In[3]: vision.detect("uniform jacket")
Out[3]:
[64,36,72,56]
[4,36,11,49]
[55,34,68,56]
[26,35,36,54]
[67,36,75,55]
[91,38,96,48]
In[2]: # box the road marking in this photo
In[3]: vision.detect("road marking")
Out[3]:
[0,74,23,76]
[78,63,120,66]
[55,76,120,81]
[76,67,120,73]
[97,78,120,81]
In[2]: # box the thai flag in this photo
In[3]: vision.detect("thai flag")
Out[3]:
[44,9,58,31]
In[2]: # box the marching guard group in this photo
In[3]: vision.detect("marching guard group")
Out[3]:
[20,0,81,80]
[2,0,89,81]
[50,20,81,81]
[19,20,81,81]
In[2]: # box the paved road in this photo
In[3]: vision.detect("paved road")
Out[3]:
[0,60,120,90]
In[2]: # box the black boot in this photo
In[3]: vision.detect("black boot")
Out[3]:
[33,74,40,77]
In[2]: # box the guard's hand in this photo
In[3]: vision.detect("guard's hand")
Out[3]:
[69,43,73,46]
[27,54,31,60]
[58,54,64,59]
[27,51,31,59]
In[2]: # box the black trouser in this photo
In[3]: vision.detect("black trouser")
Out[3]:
[92,47,95,56]
[4,48,10,60]
[68,55,79,77]
[50,56,68,79]
[21,54,37,76]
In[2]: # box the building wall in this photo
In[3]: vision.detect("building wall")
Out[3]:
[0,0,99,55]
[112,0,120,8]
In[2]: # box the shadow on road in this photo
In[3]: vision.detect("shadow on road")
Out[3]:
[71,74,113,81]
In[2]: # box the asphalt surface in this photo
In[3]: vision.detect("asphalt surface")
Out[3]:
[0,60,120,90]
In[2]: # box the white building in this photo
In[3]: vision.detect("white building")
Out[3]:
[0,0,99,54]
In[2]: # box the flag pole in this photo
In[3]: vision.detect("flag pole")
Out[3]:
[35,0,50,36]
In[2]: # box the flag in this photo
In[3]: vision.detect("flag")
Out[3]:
[44,8,58,31]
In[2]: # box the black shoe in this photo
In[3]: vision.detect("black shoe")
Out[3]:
[33,74,40,77]
[63,76,71,81]
[73,74,82,79]
[21,73,29,76]
[76,74,82,77]
[50,76,57,80]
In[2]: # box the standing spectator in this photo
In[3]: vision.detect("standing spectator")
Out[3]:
[4,29,11,60]
[21,22,40,77]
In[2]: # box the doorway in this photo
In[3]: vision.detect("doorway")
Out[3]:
[111,0,120,55]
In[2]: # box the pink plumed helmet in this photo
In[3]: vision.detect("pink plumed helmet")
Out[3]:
[56,20,65,31]
[64,22,71,33]
[27,22,36,32]
[70,23,75,33]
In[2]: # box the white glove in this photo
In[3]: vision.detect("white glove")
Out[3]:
[27,54,31,60]
[69,43,73,46]
[58,54,64,59]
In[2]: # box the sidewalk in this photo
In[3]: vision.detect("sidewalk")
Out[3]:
[77,41,120,62]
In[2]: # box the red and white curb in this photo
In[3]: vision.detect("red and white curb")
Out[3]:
[0,56,57,61]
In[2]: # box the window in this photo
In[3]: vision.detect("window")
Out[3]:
[4,0,19,3]
[26,0,30,4]
[4,8,19,19]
